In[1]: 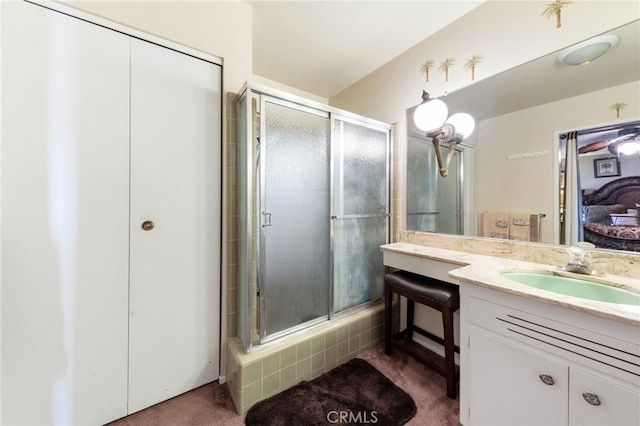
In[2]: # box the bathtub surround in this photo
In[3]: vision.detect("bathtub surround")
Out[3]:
[225,305,385,414]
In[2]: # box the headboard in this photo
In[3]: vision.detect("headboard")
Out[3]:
[584,176,640,209]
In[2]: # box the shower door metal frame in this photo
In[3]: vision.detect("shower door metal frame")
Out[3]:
[257,94,331,344]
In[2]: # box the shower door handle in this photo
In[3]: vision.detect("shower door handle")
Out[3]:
[262,212,272,227]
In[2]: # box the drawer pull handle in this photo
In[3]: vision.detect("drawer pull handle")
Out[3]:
[539,374,554,386]
[582,391,601,406]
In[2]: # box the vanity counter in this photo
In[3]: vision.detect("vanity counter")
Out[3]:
[381,242,640,327]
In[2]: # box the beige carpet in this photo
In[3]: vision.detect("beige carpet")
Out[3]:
[107,344,459,426]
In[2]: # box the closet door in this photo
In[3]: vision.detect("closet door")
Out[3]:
[128,38,222,413]
[1,2,130,425]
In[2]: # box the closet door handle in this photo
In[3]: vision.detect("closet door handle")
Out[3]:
[141,220,155,231]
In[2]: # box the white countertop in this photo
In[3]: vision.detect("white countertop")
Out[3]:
[381,242,640,327]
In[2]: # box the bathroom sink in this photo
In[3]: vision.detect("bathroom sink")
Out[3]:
[501,272,640,306]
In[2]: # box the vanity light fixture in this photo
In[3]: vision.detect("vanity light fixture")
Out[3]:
[557,34,619,66]
[413,90,475,177]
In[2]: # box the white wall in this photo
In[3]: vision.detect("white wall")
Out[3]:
[330,1,639,125]
[60,0,252,94]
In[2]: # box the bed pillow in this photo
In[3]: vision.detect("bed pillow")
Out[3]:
[584,204,627,225]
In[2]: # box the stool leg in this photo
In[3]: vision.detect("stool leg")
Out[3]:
[442,306,457,399]
[384,283,392,356]
[406,299,415,341]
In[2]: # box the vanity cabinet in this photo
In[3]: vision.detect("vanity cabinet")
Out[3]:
[461,285,640,426]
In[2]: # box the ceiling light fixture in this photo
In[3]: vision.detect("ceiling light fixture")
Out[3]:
[557,34,619,66]
[413,90,475,177]
[617,138,640,155]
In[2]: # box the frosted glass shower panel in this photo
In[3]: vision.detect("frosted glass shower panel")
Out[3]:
[436,148,462,235]
[333,120,388,215]
[406,136,462,234]
[332,118,389,313]
[261,100,331,339]
[407,136,438,232]
[333,217,386,312]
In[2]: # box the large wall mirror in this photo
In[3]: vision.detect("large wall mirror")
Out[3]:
[405,19,639,253]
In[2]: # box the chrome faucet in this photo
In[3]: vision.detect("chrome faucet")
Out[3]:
[565,244,593,275]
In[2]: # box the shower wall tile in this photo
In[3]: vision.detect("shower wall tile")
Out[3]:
[337,340,349,363]
[227,304,384,414]
[243,361,262,385]
[296,358,311,382]
[263,353,280,377]
[226,92,239,339]
[243,380,262,409]
[262,372,280,398]
[281,364,297,389]
[280,346,296,368]
[311,335,325,355]
[325,345,337,370]
[325,329,337,348]
[311,352,324,376]
[296,340,311,361]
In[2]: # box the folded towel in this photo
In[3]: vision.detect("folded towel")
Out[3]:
[510,213,531,241]
[483,212,511,239]
[512,213,530,226]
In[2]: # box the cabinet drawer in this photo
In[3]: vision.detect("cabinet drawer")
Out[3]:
[468,295,640,385]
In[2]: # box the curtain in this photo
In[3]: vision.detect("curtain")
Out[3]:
[562,131,583,245]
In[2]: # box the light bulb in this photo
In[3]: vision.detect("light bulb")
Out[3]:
[413,99,448,133]
[446,113,475,139]
[617,141,640,155]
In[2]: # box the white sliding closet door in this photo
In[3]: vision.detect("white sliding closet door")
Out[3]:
[1,2,130,425]
[128,38,222,413]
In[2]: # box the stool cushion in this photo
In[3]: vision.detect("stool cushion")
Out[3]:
[384,270,459,308]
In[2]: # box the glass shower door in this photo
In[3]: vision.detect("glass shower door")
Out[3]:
[406,136,463,234]
[332,117,389,314]
[259,98,331,342]
[407,136,439,231]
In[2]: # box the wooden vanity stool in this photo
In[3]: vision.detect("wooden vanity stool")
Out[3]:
[384,270,460,399]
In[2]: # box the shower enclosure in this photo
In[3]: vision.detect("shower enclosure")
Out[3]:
[236,83,390,352]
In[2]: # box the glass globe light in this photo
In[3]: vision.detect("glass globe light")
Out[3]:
[413,99,448,133]
[446,112,475,139]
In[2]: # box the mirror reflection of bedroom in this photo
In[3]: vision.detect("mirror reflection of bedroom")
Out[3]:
[559,120,640,252]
